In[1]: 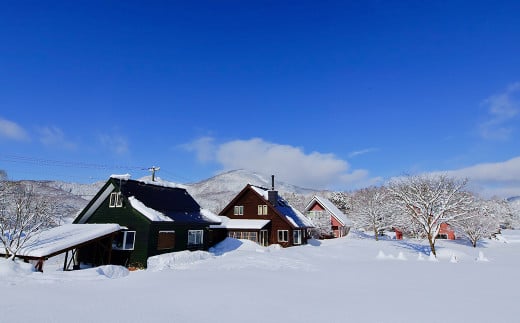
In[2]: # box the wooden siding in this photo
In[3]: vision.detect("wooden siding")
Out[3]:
[438,223,456,240]
[309,202,324,212]
[221,186,307,247]
[78,192,151,267]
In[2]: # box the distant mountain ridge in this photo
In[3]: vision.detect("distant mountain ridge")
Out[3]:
[4,170,323,221]
[5,170,520,223]
[185,169,320,212]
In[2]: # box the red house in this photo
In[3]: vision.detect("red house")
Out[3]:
[394,222,455,240]
[304,195,352,238]
[216,183,314,247]
[437,222,456,240]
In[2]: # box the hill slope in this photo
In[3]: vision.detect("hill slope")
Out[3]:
[186,169,321,213]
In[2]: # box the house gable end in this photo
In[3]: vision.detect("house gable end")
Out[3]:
[74,179,118,224]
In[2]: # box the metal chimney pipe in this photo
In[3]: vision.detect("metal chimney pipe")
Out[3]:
[271,175,275,190]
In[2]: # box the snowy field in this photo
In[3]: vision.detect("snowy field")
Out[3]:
[2,231,520,323]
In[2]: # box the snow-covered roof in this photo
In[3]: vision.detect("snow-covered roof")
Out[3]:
[17,224,122,258]
[200,208,222,223]
[136,175,187,189]
[306,195,352,226]
[77,177,220,225]
[211,216,270,229]
[250,186,314,228]
[110,174,131,180]
[128,196,172,222]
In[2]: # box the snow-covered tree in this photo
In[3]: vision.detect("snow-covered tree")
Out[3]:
[0,181,56,259]
[328,191,351,213]
[307,210,334,239]
[389,174,473,256]
[350,186,391,241]
[452,198,501,247]
[510,199,520,229]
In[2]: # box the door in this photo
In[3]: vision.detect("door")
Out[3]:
[259,230,268,246]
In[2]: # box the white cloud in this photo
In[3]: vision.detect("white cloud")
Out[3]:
[181,136,216,163]
[0,117,30,141]
[39,126,77,150]
[185,137,377,189]
[348,148,378,158]
[479,82,520,140]
[445,156,520,184]
[431,156,520,198]
[99,134,129,155]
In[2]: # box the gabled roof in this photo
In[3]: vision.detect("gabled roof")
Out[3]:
[249,185,314,228]
[305,195,352,227]
[75,176,220,225]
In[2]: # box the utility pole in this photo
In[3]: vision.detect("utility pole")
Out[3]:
[148,166,160,181]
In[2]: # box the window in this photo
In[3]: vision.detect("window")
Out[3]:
[293,230,302,245]
[188,230,204,246]
[113,231,136,250]
[234,205,244,215]
[278,230,289,242]
[228,231,258,242]
[257,204,268,215]
[109,192,123,208]
[157,231,175,250]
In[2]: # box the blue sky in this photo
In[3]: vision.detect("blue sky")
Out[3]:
[1,1,520,197]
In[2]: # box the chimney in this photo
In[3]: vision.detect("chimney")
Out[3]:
[268,175,278,205]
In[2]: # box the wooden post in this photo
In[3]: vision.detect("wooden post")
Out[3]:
[63,250,69,271]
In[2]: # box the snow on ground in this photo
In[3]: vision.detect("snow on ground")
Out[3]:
[1,231,520,323]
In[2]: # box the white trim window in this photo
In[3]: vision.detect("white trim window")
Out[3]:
[293,230,302,245]
[188,230,204,246]
[277,230,289,242]
[109,192,123,208]
[234,205,244,215]
[113,231,136,250]
[257,205,268,215]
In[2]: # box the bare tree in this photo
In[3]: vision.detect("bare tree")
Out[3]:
[350,186,391,241]
[389,174,473,256]
[0,181,56,259]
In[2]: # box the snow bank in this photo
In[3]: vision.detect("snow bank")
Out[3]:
[147,250,214,271]
[0,258,35,276]
[376,250,407,260]
[209,238,244,255]
[209,238,274,256]
[498,229,520,243]
[96,265,130,279]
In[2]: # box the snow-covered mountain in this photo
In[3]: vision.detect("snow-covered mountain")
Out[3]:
[9,180,104,224]
[185,169,321,213]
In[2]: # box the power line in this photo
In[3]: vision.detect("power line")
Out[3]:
[0,154,146,171]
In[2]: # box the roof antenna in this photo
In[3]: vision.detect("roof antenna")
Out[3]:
[148,166,160,181]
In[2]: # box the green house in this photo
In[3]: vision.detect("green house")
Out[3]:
[73,175,221,268]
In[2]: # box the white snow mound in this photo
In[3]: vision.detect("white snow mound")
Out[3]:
[96,265,130,279]
[147,250,214,271]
